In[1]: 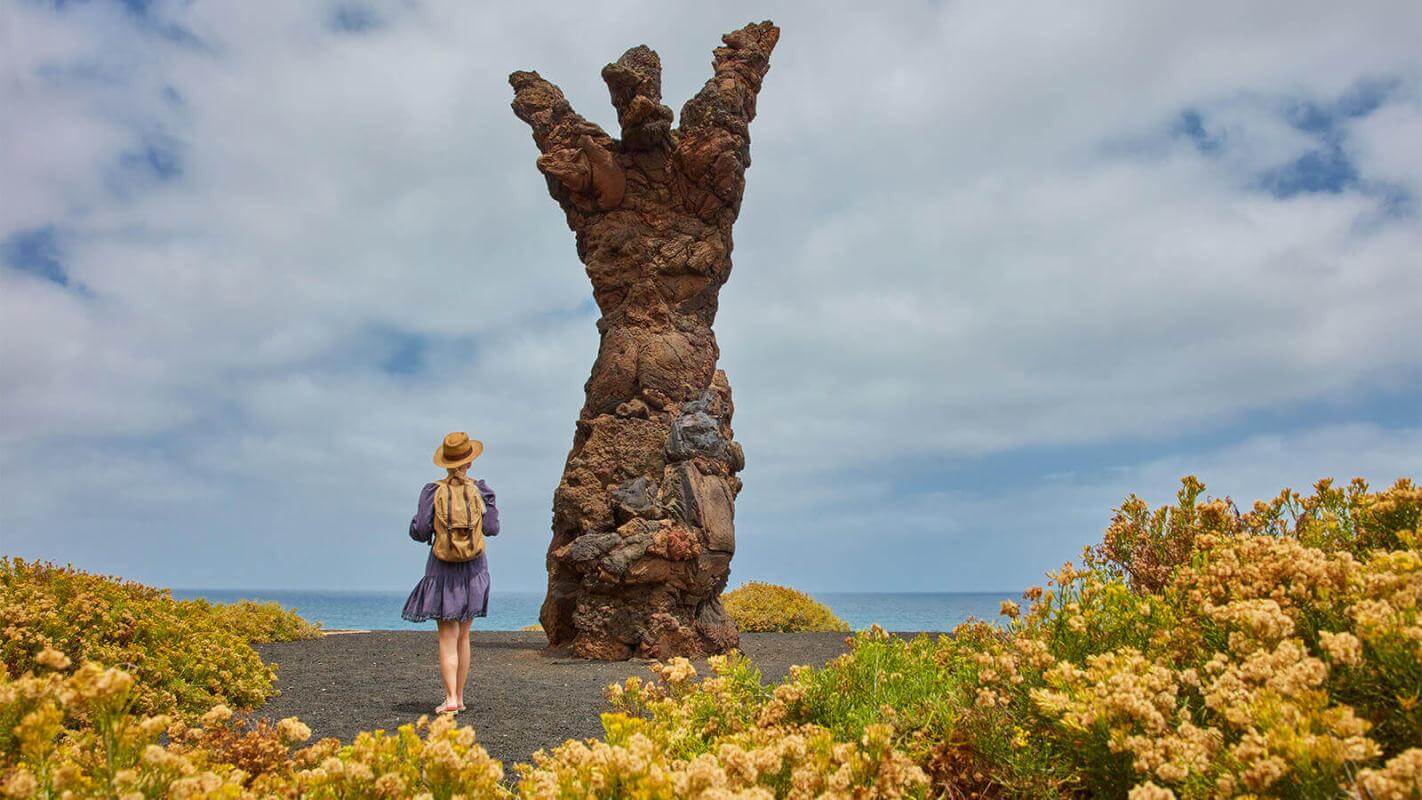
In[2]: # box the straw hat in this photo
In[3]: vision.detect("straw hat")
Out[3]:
[433,431,483,468]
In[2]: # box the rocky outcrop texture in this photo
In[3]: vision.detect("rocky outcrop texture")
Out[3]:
[510,22,779,659]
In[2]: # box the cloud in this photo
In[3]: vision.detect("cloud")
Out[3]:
[742,423,1422,593]
[1,0,1418,593]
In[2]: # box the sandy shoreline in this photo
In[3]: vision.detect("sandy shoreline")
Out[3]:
[255,630,863,768]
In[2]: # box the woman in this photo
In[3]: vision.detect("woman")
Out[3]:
[402,431,499,715]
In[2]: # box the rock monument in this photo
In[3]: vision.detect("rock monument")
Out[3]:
[509,21,779,659]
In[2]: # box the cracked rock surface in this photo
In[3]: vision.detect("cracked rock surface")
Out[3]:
[510,21,779,659]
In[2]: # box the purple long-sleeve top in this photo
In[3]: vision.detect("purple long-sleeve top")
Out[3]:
[409,479,499,543]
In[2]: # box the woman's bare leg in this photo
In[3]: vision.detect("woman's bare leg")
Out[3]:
[436,620,459,709]
[455,619,472,707]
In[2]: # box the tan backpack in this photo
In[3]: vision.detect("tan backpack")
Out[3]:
[432,477,486,562]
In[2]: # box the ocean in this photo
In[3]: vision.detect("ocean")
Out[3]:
[171,588,1011,633]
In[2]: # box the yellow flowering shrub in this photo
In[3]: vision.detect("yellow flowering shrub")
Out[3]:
[518,721,925,799]
[1094,475,1235,593]
[532,653,930,798]
[605,655,772,756]
[723,582,850,633]
[596,476,1420,799]
[186,597,324,643]
[2,476,1417,799]
[0,659,509,799]
[948,477,1418,797]
[1,558,319,717]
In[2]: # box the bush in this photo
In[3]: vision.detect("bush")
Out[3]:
[182,597,324,644]
[722,581,850,633]
[0,559,319,718]
[0,661,508,799]
[599,476,1422,799]
[4,476,1419,799]
[566,654,929,798]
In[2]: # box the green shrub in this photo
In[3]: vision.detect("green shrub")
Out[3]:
[0,558,319,718]
[0,663,509,799]
[179,598,323,643]
[722,581,849,632]
[6,477,1419,799]
[613,477,1422,799]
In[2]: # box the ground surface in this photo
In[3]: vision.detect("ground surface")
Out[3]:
[255,630,857,769]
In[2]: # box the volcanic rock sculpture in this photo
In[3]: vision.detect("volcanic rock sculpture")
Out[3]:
[510,22,779,659]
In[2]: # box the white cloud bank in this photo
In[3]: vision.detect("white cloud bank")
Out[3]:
[1,0,1418,594]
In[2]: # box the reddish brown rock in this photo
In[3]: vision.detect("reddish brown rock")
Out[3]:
[510,22,779,659]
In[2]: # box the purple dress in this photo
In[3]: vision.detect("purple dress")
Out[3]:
[401,479,499,623]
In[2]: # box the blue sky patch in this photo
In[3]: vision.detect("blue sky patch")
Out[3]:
[2,226,69,286]
[328,4,382,34]
[120,133,184,181]
[1372,184,1414,218]
[1172,109,1224,155]
[378,329,429,375]
[1259,77,1402,200]
[1159,77,1405,201]
[116,0,153,16]
[1258,146,1357,197]
[1281,79,1397,138]
[50,0,206,47]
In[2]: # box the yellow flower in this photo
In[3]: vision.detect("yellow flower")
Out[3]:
[199,704,233,726]
[1128,782,1176,800]
[34,646,71,671]
[1,769,37,800]
[1355,748,1422,799]
[276,716,312,744]
[1318,630,1363,666]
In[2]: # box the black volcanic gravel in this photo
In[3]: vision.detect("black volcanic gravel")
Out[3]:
[255,630,858,769]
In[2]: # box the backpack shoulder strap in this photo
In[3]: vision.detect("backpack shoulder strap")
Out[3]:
[433,478,452,524]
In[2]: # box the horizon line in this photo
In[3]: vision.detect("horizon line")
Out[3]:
[170,586,1021,597]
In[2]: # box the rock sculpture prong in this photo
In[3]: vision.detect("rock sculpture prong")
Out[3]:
[509,70,622,214]
[601,45,675,152]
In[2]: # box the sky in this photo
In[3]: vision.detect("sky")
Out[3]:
[1,0,1419,594]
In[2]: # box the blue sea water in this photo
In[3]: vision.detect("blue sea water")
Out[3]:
[171,588,1011,633]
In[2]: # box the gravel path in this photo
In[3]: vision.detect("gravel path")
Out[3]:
[255,630,855,768]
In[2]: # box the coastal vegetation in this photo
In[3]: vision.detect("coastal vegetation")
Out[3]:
[723,582,850,633]
[2,476,1419,798]
[0,559,320,717]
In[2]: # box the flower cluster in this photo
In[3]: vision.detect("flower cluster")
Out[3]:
[530,655,927,799]
[0,658,508,799]
[517,722,925,800]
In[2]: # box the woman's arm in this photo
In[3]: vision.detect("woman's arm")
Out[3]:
[409,483,438,542]
[476,479,500,536]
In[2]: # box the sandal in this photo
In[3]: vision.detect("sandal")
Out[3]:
[435,701,460,715]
